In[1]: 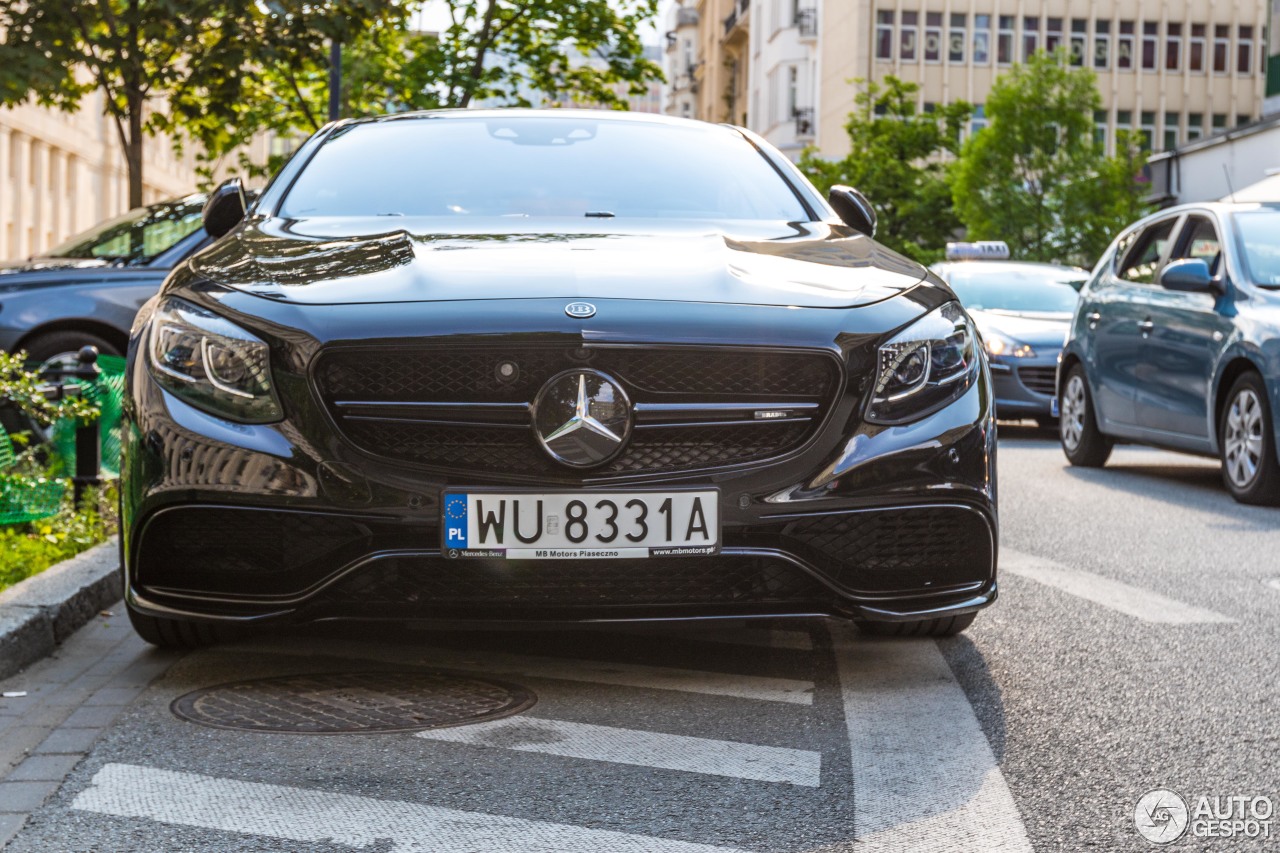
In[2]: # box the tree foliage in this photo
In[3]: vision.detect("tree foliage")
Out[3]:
[180,0,663,178]
[951,51,1150,267]
[798,77,970,264]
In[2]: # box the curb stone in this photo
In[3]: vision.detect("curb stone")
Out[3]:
[0,538,121,681]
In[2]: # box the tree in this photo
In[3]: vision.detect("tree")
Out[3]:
[798,77,970,264]
[180,0,663,178]
[0,1,392,208]
[951,51,1150,267]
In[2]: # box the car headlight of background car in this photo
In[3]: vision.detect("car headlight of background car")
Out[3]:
[147,297,282,423]
[982,331,1036,359]
[867,301,980,424]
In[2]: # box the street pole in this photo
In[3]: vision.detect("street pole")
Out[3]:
[328,39,342,122]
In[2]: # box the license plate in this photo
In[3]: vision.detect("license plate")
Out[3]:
[442,490,719,559]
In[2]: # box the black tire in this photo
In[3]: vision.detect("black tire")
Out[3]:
[21,330,121,364]
[1059,365,1113,467]
[856,612,975,638]
[127,606,241,648]
[1218,372,1280,506]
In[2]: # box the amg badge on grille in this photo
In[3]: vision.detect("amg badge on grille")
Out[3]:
[532,369,631,467]
[564,301,596,318]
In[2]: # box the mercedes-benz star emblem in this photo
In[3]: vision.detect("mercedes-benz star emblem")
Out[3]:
[564,302,596,319]
[532,369,631,468]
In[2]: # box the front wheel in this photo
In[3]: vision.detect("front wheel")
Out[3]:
[1059,366,1113,467]
[855,612,975,637]
[1219,373,1280,506]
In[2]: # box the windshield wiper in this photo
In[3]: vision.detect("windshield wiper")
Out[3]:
[584,211,615,218]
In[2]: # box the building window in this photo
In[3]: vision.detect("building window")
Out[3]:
[923,101,936,113]
[1070,19,1087,66]
[1022,16,1040,62]
[1187,112,1203,141]
[1117,21,1135,69]
[949,14,967,63]
[997,16,1015,64]
[1094,20,1110,69]
[786,65,798,119]
[1237,26,1253,75]
[1116,110,1132,134]
[901,11,918,61]
[1140,111,1155,150]
[1142,22,1158,70]
[1046,17,1063,54]
[1094,110,1109,148]
[876,10,894,60]
[1213,25,1230,73]
[970,104,987,135]
[1236,113,1252,126]
[1212,113,1227,130]
[925,13,943,62]
[1165,23,1181,71]
[1189,24,1205,72]
[1163,112,1179,149]
[973,14,991,64]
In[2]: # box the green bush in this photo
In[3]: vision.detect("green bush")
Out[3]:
[0,482,117,593]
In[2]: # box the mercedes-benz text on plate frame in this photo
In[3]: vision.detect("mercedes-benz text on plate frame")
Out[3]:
[443,491,719,559]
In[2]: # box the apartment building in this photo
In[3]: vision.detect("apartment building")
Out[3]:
[665,0,1272,163]
[0,91,224,262]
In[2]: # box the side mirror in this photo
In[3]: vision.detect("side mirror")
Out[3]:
[1159,257,1219,294]
[828,185,877,238]
[203,177,247,239]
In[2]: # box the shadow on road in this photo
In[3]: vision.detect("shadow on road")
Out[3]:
[937,633,1008,763]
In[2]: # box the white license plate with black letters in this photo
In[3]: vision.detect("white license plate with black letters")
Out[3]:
[442,491,719,559]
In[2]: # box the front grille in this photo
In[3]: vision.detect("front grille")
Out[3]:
[314,345,840,479]
[318,553,828,611]
[773,506,993,594]
[1017,366,1057,396]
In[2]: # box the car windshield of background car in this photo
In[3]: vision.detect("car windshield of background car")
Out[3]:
[279,117,812,222]
[946,269,1082,313]
[45,200,204,265]
[1233,209,1280,287]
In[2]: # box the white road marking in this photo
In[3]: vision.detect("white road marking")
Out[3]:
[416,716,820,786]
[73,763,745,853]
[1002,548,1236,624]
[229,638,815,705]
[832,627,1033,852]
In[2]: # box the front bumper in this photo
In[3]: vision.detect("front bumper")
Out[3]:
[989,355,1059,418]
[122,296,999,628]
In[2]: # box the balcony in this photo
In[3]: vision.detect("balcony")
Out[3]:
[795,7,817,39]
[793,107,815,138]
[723,0,749,42]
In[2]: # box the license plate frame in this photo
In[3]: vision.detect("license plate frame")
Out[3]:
[440,488,721,559]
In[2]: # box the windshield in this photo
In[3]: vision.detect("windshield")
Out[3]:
[945,267,1083,313]
[280,116,811,222]
[46,197,205,265]
[1234,209,1280,287]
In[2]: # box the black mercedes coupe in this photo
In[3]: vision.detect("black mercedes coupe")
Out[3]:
[121,110,998,647]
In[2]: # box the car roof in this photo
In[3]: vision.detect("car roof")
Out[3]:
[331,108,731,134]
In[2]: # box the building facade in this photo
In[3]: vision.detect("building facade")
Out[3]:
[0,92,222,262]
[667,0,1271,163]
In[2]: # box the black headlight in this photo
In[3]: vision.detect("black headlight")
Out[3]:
[147,297,282,423]
[866,301,980,424]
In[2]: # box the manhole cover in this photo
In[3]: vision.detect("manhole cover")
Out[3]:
[171,671,536,734]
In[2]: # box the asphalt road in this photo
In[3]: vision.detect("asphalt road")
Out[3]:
[1,425,1277,851]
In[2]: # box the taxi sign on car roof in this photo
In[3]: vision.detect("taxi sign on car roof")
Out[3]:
[945,241,1010,261]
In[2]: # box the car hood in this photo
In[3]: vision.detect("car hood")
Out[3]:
[186,218,929,309]
[970,309,1071,348]
[0,257,115,287]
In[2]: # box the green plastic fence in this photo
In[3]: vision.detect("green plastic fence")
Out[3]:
[0,354,126,524]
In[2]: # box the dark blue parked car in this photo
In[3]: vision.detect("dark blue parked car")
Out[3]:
[1059,202,1280,504]
[0,194,209,367]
